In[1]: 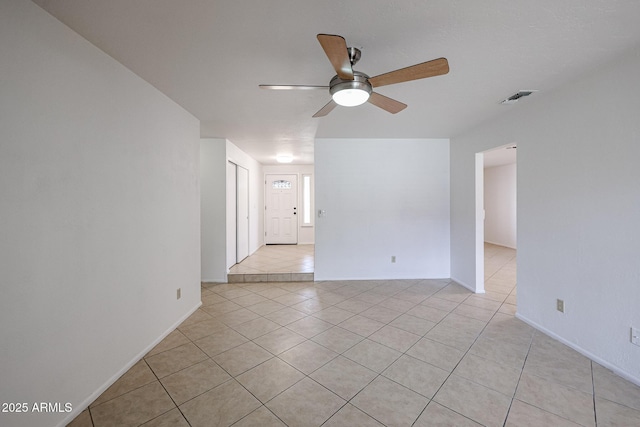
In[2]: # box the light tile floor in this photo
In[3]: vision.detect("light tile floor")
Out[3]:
[228,244,315,283]
[229,245,315,274]
[69,244,640,426]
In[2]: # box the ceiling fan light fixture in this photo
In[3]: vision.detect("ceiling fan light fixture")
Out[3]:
[332,88,370,106]
[276,154,293,163]
[329,72,372,107]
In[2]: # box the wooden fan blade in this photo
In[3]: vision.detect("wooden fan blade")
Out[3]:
[368,92,407,114]
[312,99,338,118]
[259,85,328,90]
[317,34,353,80]
[368,58,449,88]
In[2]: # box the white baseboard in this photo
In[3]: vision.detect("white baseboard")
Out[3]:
[57,302,202,427]
[516,313,640,388]
[450,276,485,294]
[202,275,227,283]
[484,240,516,249]
[313,275,451,282]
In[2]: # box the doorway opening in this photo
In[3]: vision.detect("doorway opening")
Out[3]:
[476,144,518,309]
[227,171,315,283]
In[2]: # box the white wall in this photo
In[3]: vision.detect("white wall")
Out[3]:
[315,138,450,280]
[484,163,517,248]
[263,164,316,245]
[0,2,201,426]
[200,139,227,282]
[450,46,640,384]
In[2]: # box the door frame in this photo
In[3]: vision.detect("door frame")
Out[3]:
[236,165,249,263]
[226,161,237,269]
[475,144,518,293]
[474,152,485,293]
[226,161,250,269]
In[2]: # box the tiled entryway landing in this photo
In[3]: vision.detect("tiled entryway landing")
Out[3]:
[228,244,314,283]
[70,278,640,426]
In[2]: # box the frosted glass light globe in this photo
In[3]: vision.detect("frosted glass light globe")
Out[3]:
[332,88,370,107]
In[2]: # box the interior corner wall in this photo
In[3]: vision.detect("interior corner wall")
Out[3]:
[314,138,450,280]
[450,46,640,384]
[484,163,517,248]
[200,138,228,282]
[263,164,316,245]
[0,2,202,426]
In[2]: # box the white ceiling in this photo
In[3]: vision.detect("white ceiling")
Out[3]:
[483,145,517,168]
[33,0,640,165]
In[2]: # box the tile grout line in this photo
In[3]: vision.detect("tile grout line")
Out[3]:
[217,279,452,425]
[143,351,195,427]
[500,317,535,427]
[410,293,514,426]
[303,283,479,425]
[207,279,500,425]
[507,334,598,425]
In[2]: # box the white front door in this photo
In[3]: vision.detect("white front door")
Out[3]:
[265,174,298,244]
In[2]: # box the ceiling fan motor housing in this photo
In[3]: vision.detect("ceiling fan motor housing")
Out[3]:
[347,47,361,66]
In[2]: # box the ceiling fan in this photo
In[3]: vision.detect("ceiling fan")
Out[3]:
[259,34,449,117]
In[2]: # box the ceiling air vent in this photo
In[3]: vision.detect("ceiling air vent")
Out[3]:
[501,90,538,105]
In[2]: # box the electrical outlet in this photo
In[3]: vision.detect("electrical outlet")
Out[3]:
[391,256,396,263]
[632,327,640,346]
[556,299,564,313]
[177,288,181,300]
